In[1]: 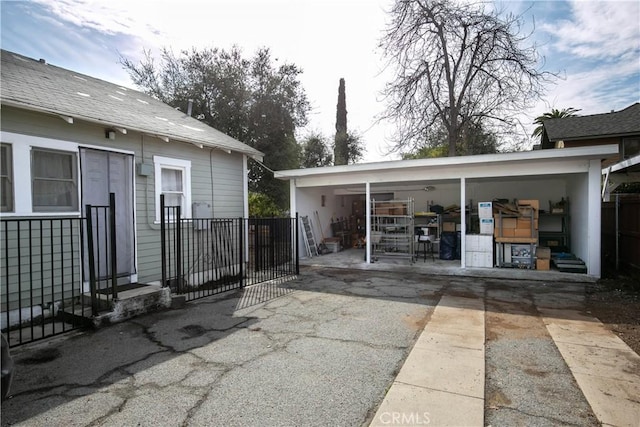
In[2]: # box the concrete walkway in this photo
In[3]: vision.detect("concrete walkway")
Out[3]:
[370,283,640,427]
[370,295,485,426]
[540,308,640,427]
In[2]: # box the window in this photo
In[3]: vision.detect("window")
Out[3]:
[154,156,191,221]
[622,138,640,159]
[0,144,13,212]
[31,149,78,212]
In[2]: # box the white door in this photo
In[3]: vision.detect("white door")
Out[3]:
[80,148,135,282]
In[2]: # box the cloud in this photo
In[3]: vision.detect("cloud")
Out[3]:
[541,1,639,60]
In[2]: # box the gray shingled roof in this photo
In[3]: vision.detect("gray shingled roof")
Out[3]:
[0,50,263,160]
[543,103,640,142]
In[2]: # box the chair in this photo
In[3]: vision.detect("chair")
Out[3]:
[415,228,435,262]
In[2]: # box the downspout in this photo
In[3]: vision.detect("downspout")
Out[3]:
[243,155,249,263]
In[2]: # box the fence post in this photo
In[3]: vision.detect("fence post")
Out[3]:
[254,218,260,272]
[239,217,244,287]
[109,192,118,299]
[160,195,166,287]
[86,204,98,316]
[176,205,182,293]
[295,213,299,274]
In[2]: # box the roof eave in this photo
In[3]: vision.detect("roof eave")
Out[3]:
[1,98,264,160]
[275,145,620,180]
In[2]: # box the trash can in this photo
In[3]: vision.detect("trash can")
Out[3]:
[439,231,457,260]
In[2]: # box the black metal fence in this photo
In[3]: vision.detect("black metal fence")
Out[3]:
[161,196,298,301]
[1,196,118,347]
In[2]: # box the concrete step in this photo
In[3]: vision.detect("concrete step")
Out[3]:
[90,284,171,327]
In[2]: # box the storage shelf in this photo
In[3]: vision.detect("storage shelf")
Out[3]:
[371,198,415,263]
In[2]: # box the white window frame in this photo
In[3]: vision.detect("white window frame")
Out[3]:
[31,147,79,212]
[0,143,14,212]
[622,137,640,160]
[154,155,192,222]
[0,131,135,217]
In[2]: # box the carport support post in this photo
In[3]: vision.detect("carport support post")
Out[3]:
[460,177,466,268]
[365,181,371,263]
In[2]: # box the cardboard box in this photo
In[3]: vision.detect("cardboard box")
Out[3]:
[514,228,533,238]
[478,202,493,218]
[536,258,550,270]
[496,228,515,237]
[518,206,539,219]
[536,246,551,259]
[516,218,538,229]
[466,251,493,268]
[518,199,539,211]
[479,218,494,235]
[466,234,493,252]
[494,216,517,229]
[442,222,456,232]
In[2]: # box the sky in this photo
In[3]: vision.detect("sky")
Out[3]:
[1,0,639,163]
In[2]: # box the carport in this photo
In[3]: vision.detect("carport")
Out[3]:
[276,145,618,278]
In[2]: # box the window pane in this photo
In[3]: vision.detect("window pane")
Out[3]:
[161,168,183,192]
[163,193,182,207]
[0,177,10,210]
[33,151,74,179]
[623,139,640,159]
[32,180,77,208]
[0,145,8,175]
[31,149,78,211]
[0,144,13,212]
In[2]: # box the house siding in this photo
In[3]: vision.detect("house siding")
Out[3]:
[1,106,246,287]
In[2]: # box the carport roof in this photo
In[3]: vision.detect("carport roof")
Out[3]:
[276,145,618,187]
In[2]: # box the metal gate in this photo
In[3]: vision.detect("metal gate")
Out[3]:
[160,195,298,301]
[1,194,119,347]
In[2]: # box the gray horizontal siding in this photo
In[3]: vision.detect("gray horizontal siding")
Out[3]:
[1,218,84,311]
[2,107,247,287]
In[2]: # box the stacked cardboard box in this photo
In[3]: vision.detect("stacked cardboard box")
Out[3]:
[466,202,495,267]
[494,199,539,239]
[536,246,551,270]
[477,202,494,235]
[465,235,494,267]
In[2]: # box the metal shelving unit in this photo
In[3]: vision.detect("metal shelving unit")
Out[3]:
[539,198,570,252]
[371,198,415,263]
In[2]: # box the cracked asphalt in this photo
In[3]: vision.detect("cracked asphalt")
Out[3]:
[1,266,611,426]
[1,267,443,426]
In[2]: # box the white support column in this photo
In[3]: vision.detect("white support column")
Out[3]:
[460,177,466,268]
[289,179,297,219]
[366,182,371,264]
[587,159,602,277]
[290,179,299,259]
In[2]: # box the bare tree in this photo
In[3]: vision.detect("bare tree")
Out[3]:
[380,0,554,156]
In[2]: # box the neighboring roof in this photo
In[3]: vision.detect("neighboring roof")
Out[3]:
[0,50,263,160]
[275,145,619,187]
[544,103,640,142]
